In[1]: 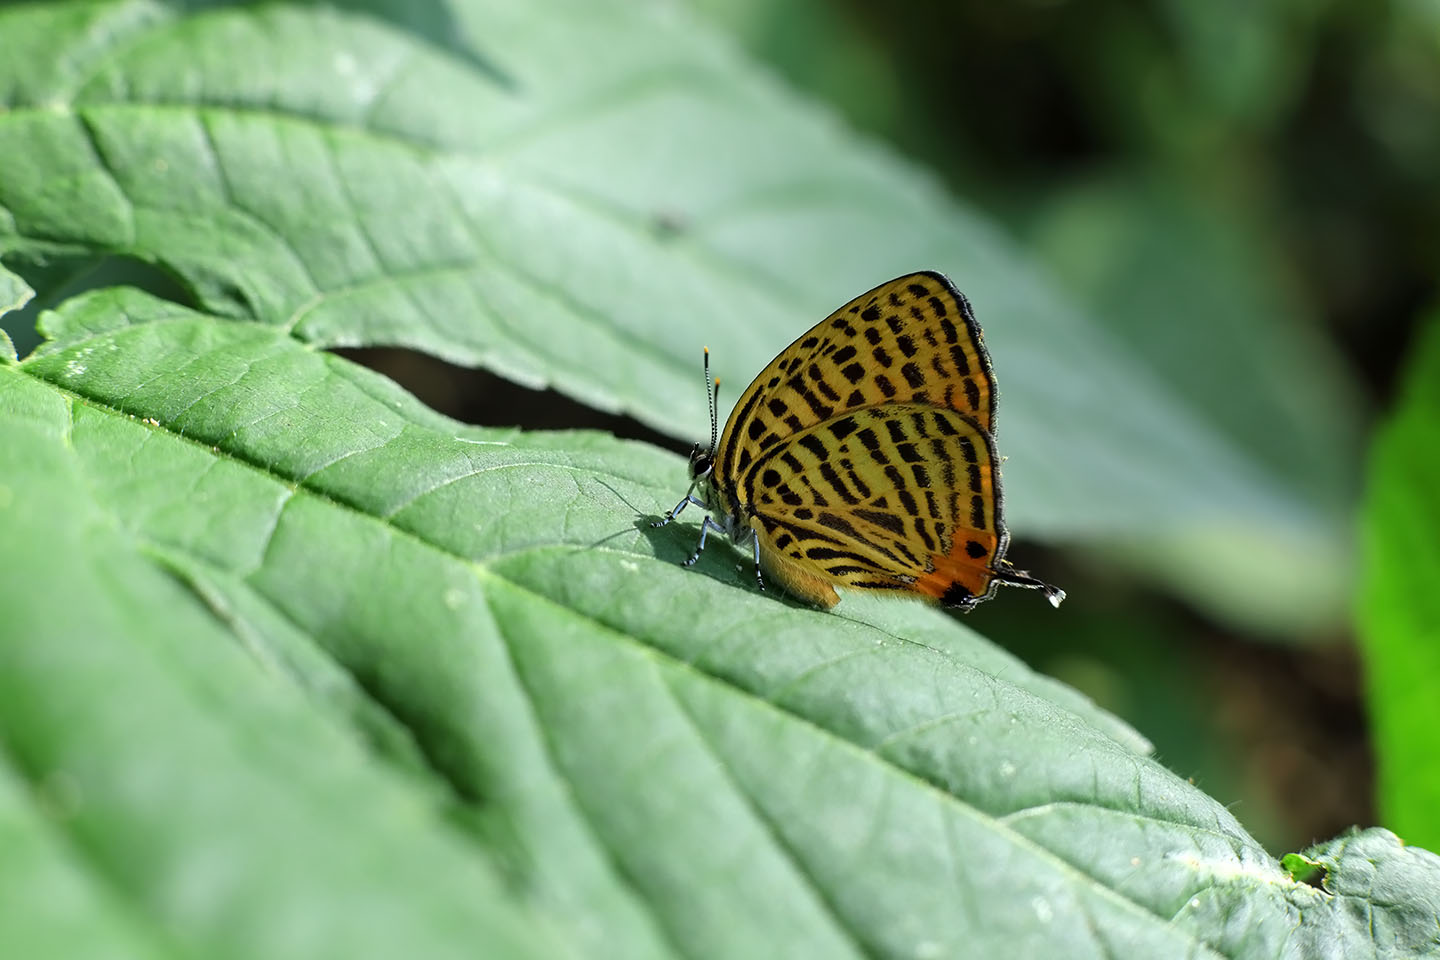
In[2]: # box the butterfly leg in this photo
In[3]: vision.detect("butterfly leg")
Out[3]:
[740,527,766,592]
[651,493,706,528]
[683,515,728,567]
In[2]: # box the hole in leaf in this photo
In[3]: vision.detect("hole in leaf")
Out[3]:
[1,252,196,359]
[1281,852,1329,890]
[335,346,687,452]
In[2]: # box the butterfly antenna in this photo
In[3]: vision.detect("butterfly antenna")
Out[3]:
[704,347,720,453]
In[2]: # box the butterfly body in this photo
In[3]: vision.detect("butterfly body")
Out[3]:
[656,271,1063,611]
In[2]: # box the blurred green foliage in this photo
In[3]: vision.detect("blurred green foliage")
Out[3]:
[1361,313,1440,851]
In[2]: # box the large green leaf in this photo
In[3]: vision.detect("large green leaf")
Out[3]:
[1359,312,1440,852]
[0,0,1351,628]
[3,287,1438,958]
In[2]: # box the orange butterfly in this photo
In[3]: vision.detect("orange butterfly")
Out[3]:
[654,271,1064,611]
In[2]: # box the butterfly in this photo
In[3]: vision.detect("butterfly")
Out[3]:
[653,271,1064,611]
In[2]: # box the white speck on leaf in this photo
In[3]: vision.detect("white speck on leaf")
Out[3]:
[1031,897,1053,923]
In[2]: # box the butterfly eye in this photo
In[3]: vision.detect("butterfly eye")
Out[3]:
[688,448,714,480]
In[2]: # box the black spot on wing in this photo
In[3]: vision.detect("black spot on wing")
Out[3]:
[941,582,973,607]
[964,378,981,413]
[798,434,829,461]
[854,508,905,534]
[817,511,862,539]
[847,469,872,499]
[828,417,858,441]
[819,462,860,504]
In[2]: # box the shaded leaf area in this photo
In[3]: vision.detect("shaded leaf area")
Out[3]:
[1359,313,1440,851]
[0,264,27,362]
[1,289,1431,959]
[0,0,1355,628]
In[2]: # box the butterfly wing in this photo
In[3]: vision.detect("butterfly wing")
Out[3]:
[712,272,997,486]
[739,404,1010,608]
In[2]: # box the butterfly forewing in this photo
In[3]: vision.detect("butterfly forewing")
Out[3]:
[712,272,995,485]
[741,405,1007,606]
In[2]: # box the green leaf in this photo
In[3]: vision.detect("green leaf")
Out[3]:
[3,288,1437,958]
[1294,829,1440,955]
[1359,311,1440,852]
[0,0,1353,629]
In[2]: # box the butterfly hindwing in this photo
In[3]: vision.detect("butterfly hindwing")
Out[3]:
[740,404,1009,607]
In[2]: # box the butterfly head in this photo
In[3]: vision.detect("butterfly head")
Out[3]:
[687,443,715,482]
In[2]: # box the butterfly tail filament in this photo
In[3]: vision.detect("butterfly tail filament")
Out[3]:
[992,563,1067,608]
